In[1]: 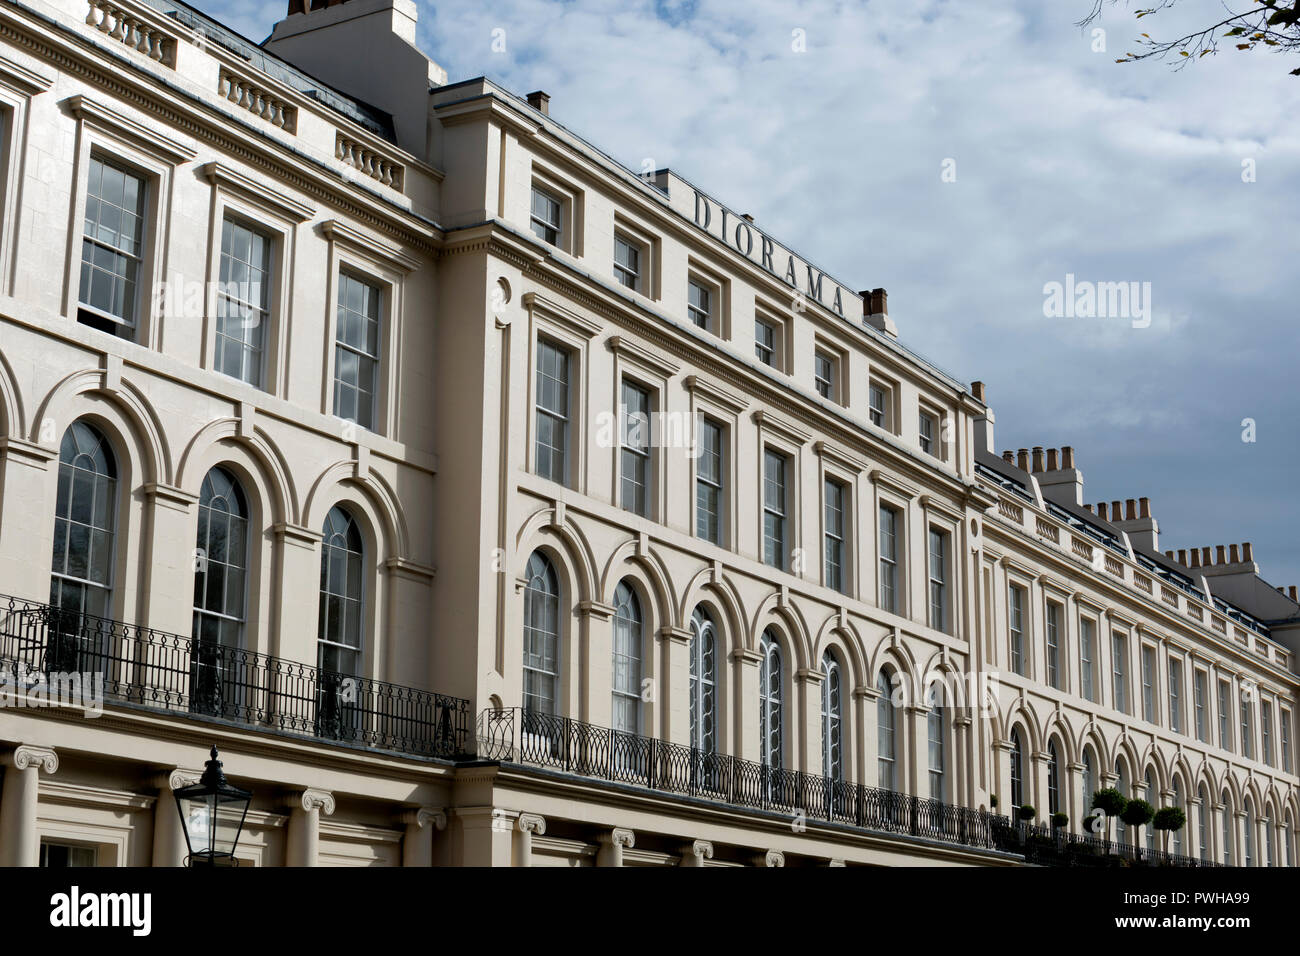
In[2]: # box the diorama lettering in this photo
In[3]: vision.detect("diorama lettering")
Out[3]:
[693,190,847,317]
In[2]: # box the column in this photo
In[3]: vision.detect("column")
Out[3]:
[271,524,322,661]
[855,686,877,789]
[795,667,824,776]
[679,840,712,867]
[990,740,1012,813]
[576,601,614,726]
[752,849,784,867]
[1029,751,1051,826]
[151,768,200,867]
[1066,762,1086,836]
[139,484,199,637]
[453,807,516,867]
[731,648,763,763]
[0,745,58,867]
[953,716,973,809]
[513,813,545,867]
[0,441,56,600]
[285,789,334,866]
[905,705,928,797]
[401,807,446,868]
[596,827,634,867]
[657,626,692,746]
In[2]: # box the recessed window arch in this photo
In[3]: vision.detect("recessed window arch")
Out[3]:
[821,650,843,784]
[1198,784,1210,862]
[1114,757,1130,800]
[1244,800,1255,867]
[611,580,643,737]
[1047,739,1063,816]
[926,681,947,802]
[877,669,898,791]
[317,505,365,676]
[49,420,118,624]
[688,606,717,756]
[1009,728,1026,812]
[758,628,783,770]
[1265,808,1275,867]
[1170,777,1185,856]
[523,550,561,717]
[1222,791,1234,865]
[1144,769,1157,847]
[191,467,250,716]
[1082,745,1097,807]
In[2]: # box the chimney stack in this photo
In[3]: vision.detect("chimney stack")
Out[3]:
[1290,586,1298,602]
[1032,447,1045,473]
[1229,544,1240,563]
[1047,448,1059,471]
[1139,497,1151,519]
[1215,545,1226,565]
[861,288,897,338]
[972,381,986,403]
[527,90,551,115]
[1125,499,1137,520]
[1002,450,1014,464]
[1189,549,1201,568]
[1017,449,1030,472]
[1098,502,1109,520]
[1062,446,1075,469]
[1177,549,1188,565]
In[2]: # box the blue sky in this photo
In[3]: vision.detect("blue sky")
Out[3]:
[196,0,1300,593]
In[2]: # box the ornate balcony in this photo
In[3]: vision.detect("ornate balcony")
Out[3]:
[1008,823,1222,868]
[478,707,1011,855]
[0,594,470,759]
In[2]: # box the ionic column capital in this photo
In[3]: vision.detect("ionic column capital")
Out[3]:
[8,745,58,774]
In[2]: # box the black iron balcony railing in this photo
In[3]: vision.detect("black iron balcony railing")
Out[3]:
[0,594,470,759]
[478,707,1012,853]
[1008,823,1223,868]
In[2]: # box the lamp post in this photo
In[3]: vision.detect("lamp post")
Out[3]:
[174,746,252,867]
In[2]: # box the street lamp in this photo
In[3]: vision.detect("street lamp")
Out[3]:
[174,746,252,867]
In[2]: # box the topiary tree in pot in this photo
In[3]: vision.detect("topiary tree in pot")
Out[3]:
[1152,806,1187,856]
[1091,787,1128,842]
[1051,811,1069,829]
[1121,798,1155,859]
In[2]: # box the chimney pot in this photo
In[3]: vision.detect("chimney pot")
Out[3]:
[1164,550,1174,560]
[1017,449,1029,472]
[1002,450,1014,464]
[1229,544,1240,563]
[972,381,986,403]
[1125,499,1137,520]
[1098,502,1109,520]
[1084,503,1094,513]
[866,288,888,316]
[526,90,551,115]
[1215,545,1226,565]
[1138,496,1151,519]
[1032,447,1045,473]
[1110,501,1121,521]
[1177,549,1188,565]
[1061,446,1075,469]
[1201,546,1211,566]
[1289,585,1298,602]
[1242,542,1253,562]
[1190,549,1201,568]
[1046,448,1059,471]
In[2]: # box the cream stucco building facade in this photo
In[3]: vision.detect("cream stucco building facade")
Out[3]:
[0,0,1293,867]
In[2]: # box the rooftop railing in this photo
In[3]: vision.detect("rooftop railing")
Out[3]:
[0,594,470,759]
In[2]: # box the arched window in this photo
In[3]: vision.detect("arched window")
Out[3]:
[522,551,560,716]
[1171,779,1184,856]
[688,607,716,755]
[1144,770,1156,846]
[927,685,946,802]
[1198,785,1210,862]
[877,671,896,790]
[611,581,642,736]
[759,629,783,769]
[317,506,364,676]
[191,467,250,717]
[50,421,118,622]
[1222,792,1233,865]
[1082,747,1096,808]
[193,467,249,649]
[821,651,842,783]
[1245,803,1255,867]
[1047,741,1062,816]
[1009,729,1025,812]
[1115,759,1129,800]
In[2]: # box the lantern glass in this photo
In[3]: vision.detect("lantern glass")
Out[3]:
[174,747,252,866]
